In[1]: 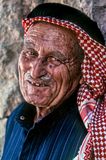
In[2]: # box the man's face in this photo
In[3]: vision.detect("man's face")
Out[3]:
[18,23,81,108]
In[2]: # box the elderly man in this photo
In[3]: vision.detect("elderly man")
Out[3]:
[2,3,106,160]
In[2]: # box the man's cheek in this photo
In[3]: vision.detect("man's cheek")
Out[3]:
[18,65,26,94]
[18,63,28,74]
[54,65,70,82]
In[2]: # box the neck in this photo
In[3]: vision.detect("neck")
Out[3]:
[34,106,52,122]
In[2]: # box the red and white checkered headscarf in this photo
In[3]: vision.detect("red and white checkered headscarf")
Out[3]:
[22,17,106,160]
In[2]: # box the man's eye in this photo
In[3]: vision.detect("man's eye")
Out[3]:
[24,51,38,58]
[30,52,37,56]
[47,57,61,65]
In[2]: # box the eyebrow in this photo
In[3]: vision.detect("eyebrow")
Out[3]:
[49,51,67,62]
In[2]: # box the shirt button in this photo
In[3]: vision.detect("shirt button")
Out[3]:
[20,115,25,120]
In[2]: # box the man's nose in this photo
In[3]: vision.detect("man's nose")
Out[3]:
[30,59,47,79]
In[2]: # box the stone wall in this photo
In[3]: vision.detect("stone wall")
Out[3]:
[0,0,106,157]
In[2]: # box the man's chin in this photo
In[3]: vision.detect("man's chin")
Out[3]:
[24,94,51,107]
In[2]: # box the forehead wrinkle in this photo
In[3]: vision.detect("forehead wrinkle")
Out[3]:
[26,27,50,41]
[26,32,54,46]
[27,23,71,43]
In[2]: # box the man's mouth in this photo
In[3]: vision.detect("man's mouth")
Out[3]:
[27,80,49,87]
[24,72,53,87]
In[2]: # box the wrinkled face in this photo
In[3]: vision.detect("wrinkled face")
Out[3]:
[18,23,81,108]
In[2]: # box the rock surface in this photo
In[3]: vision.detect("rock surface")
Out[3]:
[0,0,106,156]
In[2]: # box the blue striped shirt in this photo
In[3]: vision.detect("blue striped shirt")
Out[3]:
[2,92,87,160]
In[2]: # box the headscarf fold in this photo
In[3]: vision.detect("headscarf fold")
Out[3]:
[22,16,106,160]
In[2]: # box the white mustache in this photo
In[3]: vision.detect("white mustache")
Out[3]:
[24,72,51,85]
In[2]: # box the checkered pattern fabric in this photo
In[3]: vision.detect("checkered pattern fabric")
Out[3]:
[22,17,106,160]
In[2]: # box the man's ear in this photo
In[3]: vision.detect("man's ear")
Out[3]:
[79,77,84,84]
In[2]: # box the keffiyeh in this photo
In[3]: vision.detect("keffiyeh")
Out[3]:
[22,14,106,160]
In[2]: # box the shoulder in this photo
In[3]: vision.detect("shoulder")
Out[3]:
[2,102,26,157]
[5,102,26,134]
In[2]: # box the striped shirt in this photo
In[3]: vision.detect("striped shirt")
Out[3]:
[2,92,87,160]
